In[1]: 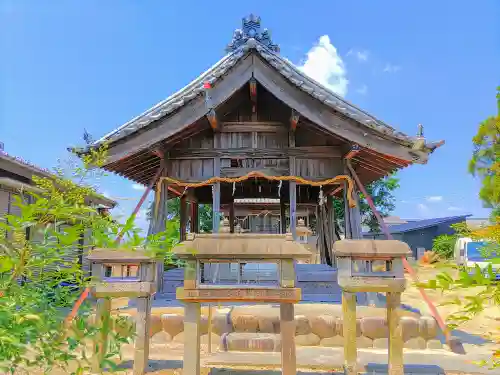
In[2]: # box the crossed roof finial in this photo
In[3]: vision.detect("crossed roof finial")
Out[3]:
[226,14,280,53]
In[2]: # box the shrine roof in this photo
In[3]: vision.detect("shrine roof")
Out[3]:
[73,15,443,166]
[172,233,312,259]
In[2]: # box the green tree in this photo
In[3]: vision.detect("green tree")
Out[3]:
[147,198,214,233]
[333,174,400,233]
[468,87,500,218]
[0,146,178,374]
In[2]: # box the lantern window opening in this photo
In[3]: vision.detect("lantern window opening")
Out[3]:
[197,259,280,288]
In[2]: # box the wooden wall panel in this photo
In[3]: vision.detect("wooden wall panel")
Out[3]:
[256,133,287,149]
[296,158,342,179]
[167,159,214,181]
[218,133,252,148]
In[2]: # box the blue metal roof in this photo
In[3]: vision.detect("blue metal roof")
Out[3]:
[364,215,471,235]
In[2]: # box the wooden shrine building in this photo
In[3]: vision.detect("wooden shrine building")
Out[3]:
[74,15,442,272]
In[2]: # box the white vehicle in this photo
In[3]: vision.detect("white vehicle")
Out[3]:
[454,237,500,274]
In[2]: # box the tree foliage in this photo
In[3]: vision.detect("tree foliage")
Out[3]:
[432,234,456,259]
[333,174,400,233]
[468,87,500,218]
[0,146,178,374]
[148,197,214,233]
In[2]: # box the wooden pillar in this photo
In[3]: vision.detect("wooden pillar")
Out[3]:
[280,198,287,234]
[327,195,337,268]
[180,195,188,242]
[152,161,168,292]
[344,163,362,239]
[92,298,111,373]
[387,292,404,375]
[183,302,201,375]
[190,202,199,234]
[342,291,357,375]
[229,200,235,233]
[280,303,297,375]
[212,156,221,233]
[289,132,297,239]
[133,296,152,375]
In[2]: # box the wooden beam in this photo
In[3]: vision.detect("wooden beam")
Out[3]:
[180,195,188,242]
[169,146,342,159]
[290,109,300,132]
[221,121,285,133]
[249,78,257,112]
[344,144,361,160]
[289,130,297,239]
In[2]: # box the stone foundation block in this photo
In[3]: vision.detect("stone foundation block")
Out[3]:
[310,314,338,338]
[373,338,389,349]
[401,316,420,341]
[151,331,172,345]
[294,315,311,335]
[161,313,184,337]
[232,314,259,332]
[211,312,233,336]
[225,332,279,352]
[149,315,162,337]
[404,337,427,349]
[337,318,362,337]
[320,335,373,348]
[258,315,280,333]
[419,316,439,340]
[295,333,320,346]
[360,317,388,339]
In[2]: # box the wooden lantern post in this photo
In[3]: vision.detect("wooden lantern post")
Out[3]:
[332,240,411,375]
[88,249,157,375]
[173,219,311,375]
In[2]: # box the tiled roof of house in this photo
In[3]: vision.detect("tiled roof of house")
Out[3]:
[365,215,471,235]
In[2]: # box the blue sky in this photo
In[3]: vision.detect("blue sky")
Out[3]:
[2,1,499,231]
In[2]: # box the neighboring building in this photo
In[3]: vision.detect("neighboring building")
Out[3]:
[363,215,470,258]
[466,217,491,229]
[0,149,116,271]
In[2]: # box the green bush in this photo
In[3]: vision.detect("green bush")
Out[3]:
[432,234,457,259]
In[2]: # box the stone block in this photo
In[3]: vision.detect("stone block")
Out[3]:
[357,336,373,348]
[211,313,233,336]
[427,339,443,349]
[310,314,337,338]
[404,337,427,349]
[201,333,221,351]
[149,314,163,337]
[337,318,362,337]
[161,313,184,337]
[232,314,259,332]
[295,333,320,346]
[320,335,344,347]
[151,331,172,345]
[419,316,439,339]
[373,338,389,349]
[226,332,279,352]
[258,315,280,333]
[360,316,388,339]
[401,316,420,341]
[294,315,311,335]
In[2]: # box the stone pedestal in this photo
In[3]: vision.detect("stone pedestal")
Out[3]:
[280,303,297,375]
[183,302,201,375]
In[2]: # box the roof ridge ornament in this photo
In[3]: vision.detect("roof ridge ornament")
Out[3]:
[226,14,280,53]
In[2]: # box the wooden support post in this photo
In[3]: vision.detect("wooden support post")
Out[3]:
[289,131,297,239]
[133,296,152,375]
[342,292,357,375]
[387,292,404,375]
[213,156,221,233]
[190,202,199,234]
[183,302,201,375]
[327,195,337,268]
[280,197,286,234]
[180,195,188,242]
[280,303,297,375]
[280,259,295,288]
[92,298,111,373]
[229,200,235,233]
[344,162,362,239]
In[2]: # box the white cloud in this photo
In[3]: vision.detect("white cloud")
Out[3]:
[102,191,111,199]
[132,183,146,191]
[383,63,401,73]
[346,49,369,62]
[447,206,463,212]
[356,85,368,96]
[298,35,348,97]
[426,196,443,202]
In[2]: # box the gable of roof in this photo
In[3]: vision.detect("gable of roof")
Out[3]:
[75,15,443,166]
[381,215,471,234]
